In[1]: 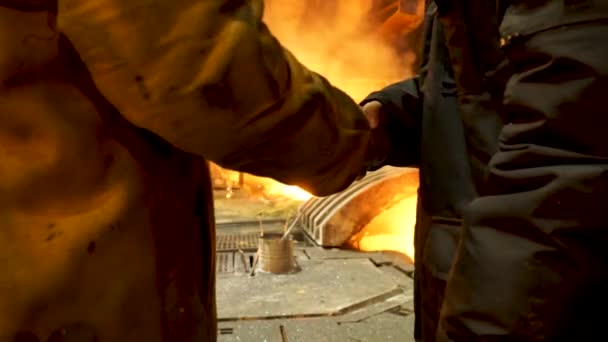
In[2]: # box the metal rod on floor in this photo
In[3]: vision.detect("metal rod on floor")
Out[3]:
[280,325,289,342]
[257,214,264,237]
[249,252,259,277]
[281,211,303,240]
[237,249,248,273]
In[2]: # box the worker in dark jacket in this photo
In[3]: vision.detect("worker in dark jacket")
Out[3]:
[434,0,608,340]
[366,0,608,340]
[361,1,502,341]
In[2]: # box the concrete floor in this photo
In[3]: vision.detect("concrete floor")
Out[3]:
[215,194,416,342]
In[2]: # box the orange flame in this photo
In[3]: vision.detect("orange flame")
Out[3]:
[263,0,420,101]
[242,174,313,202]
[346,194,417,261]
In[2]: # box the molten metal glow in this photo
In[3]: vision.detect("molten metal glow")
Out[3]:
[209,162,312,202]
[247,175,313,201]
[263,0,419,101]
[264,183,313,202]
[347,194,418,261]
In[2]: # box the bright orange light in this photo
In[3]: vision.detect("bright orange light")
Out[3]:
[243,174,313,202]
[263,0,417,102]
[265,184,313,202]
[347,194,417,261]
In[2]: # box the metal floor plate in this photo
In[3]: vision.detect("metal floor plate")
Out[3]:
[214,214,416,341]
[216,258,404,320]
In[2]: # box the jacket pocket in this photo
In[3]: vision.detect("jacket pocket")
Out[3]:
[421,217,461,281]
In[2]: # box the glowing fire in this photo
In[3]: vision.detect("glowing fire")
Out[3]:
[262,184,313,202]
[263,0,420,101]
[243,174,313,202]
[209,162,312,201]
[346,194,418,261]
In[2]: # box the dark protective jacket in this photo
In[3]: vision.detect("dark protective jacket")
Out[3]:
[0,0,384,341]
[362,2,502,340]
[434,0,608,340]
[370,0,608,340]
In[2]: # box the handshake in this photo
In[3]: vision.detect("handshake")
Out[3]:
[359,100,391,172]
[361,100,383,130]
[356,79,421,171]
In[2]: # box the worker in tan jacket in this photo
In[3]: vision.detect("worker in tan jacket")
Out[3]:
[0,0,389,341]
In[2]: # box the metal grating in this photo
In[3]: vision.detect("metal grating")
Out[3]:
[217,233,259,252]
[216,252,234,273]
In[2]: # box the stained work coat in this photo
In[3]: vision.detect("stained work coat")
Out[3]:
[0,0,378,341]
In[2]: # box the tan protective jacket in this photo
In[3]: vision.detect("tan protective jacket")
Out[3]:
[0,1,374,341]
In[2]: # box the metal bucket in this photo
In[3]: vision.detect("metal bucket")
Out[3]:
[257,233,296,274]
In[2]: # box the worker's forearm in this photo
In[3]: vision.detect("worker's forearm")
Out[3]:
[58,0,378,196]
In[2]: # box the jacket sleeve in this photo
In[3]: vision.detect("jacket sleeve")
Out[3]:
[56,0,381,196]
[361,78,422,168]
